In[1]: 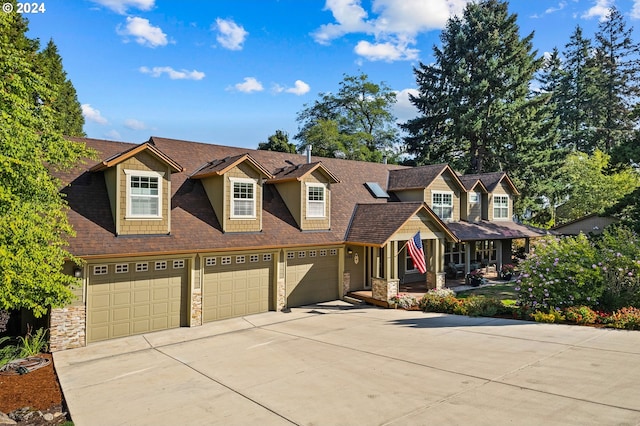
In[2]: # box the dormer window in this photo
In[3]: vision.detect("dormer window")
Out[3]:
[432,191,453,221]
[469,192,480,204]
[494,195,509,219]
[124,170,163,219]
[230,177,256,218]
[306,183,326,218]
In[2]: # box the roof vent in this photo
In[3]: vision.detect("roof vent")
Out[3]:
[306,145,312,163]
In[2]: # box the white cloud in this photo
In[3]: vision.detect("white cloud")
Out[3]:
[139,66,205,80]
[81,104,108,125]
[285,80,311,95]
[632,0,640,19]
[355,40,418,62]
[312,0,471,62]
[117,17,168,48]
[124,118,147,130]
[231,77,264,93]
[393,88,419,123]
[213,18,248,50]
[105,129,122,140]
[91,0,154,14]
[531,1,567,18]
[582,0,613,21]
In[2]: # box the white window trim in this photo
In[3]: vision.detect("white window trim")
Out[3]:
[493,194,510,220]
[432,190,454,221]
[124,169,164,220]
[469,192,480,204]
[305,183,327,219]
[229,177,257,219]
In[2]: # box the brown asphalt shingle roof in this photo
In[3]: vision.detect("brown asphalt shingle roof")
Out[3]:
[346,202,458,246]
[59,136,406,258]
[460,172,519,195]
[446,220,550,241]
[387,164,466,192]
[268,161,340,183]
[457,175,489,193]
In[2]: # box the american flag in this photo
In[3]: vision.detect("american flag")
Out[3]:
[407,231,427,274]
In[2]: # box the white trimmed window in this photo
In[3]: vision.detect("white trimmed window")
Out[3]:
[250,255,259,263]
[205,257,216,266]
[298,251,306,258]
[115,264,129,274]
[320,249,327,256]
[173,260,185,269]
[263,254,272,262]
[309,250,317,257]
[469,192,480,204]
[493,195,509,219]
[136,263,148,272]
[230,178,256,218]
[432,191,453,221]
[155,261,167,270]
[287,252,295,259]
[236,256,246,264]
[221,256,231,265]
[93,265,108,275]
[330,249,337,256]
[124,170,163,219]
[306,183,326,218]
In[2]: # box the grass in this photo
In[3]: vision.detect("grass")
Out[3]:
[455,281,519,306]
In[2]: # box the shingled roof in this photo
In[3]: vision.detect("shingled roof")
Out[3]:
[461,172,519,194]
[189,153,273,179]
[59,136,405,258]
[268,161,340,183]
[446,220,549,241]
[457,175,489,193]
[387,164,466,192]
[345,202,458,246]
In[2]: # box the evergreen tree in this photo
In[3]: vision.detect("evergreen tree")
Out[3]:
[295,73,399,162]
[591,7,640,152]
[36,39,85,136]
[257,130,297,153]
[403,0,561,220]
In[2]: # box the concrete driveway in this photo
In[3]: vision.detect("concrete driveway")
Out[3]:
[54,302,640,426]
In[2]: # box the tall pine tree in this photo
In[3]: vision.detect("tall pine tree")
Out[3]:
[403,0,561,221]
[36,39,85,136]
[591,7,640,152]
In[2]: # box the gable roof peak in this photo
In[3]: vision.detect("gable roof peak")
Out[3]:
[89,140,184,173]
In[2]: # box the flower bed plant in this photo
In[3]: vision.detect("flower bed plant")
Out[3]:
[389,293,418,310]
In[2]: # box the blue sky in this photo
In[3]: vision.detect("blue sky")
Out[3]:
[23,0,640,149]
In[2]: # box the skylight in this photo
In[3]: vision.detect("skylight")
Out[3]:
[365,182,390,198]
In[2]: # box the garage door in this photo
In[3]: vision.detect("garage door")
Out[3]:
[286,248,339,307]
[202,253,273,322]
[87,259,187,343]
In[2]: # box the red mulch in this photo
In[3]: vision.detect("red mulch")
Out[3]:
[0,353,70,424]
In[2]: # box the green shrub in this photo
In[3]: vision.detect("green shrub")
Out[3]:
[0,336,20,368]
[532,309,565,323]
[461,296,503,317]
[419,289,460,314]
[605,307,640,330]
[564,305,597,325]
[17,327,48,357]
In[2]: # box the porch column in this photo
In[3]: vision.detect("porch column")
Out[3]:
[465,242,472,274]
[524,237,531,254]
[496,240,503,273]
[390,241,399,280]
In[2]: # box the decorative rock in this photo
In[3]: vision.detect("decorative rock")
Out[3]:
[43,413,54,421]
[0,412,17,425]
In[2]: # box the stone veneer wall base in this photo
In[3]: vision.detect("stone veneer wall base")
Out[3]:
[49,306,86,352]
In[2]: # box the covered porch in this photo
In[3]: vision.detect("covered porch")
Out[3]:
[343,202,459,307]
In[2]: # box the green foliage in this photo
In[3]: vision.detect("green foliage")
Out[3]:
[516,234,603,310]
[532,309,565,323]
[295,73,399,162]
[17,327,48,357]
[458,296,503,317]
[0,336,20,368]
[0,10,93,316]
[604,307,640,330]
[556,150,640,223]
[419,288,460,314]
[564,305,597,325]
[35,39,85,137]
[257,130,297,153]
[403,0,562,222]
[517,227,640,312]
[595,226,640,310]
